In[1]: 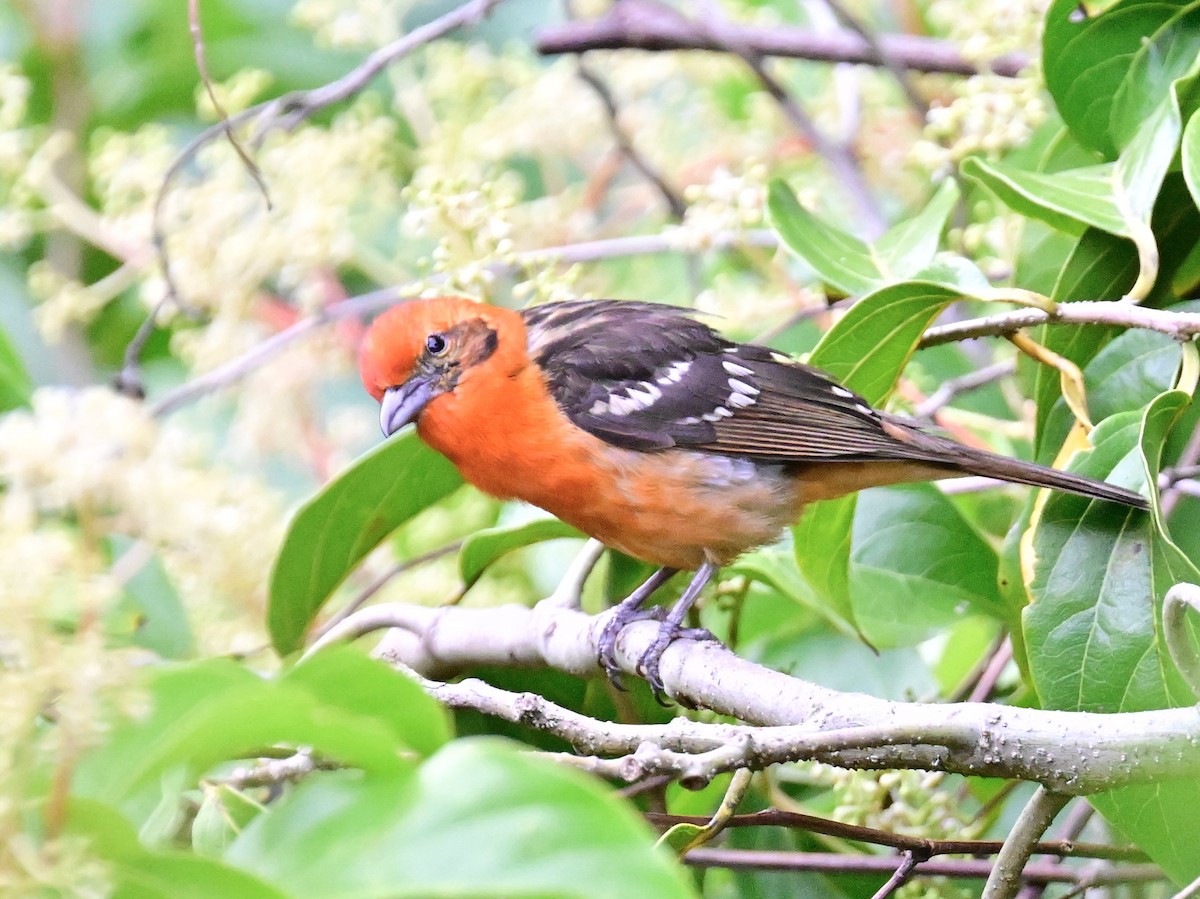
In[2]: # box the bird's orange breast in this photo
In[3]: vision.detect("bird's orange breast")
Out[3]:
[415,361,801,569]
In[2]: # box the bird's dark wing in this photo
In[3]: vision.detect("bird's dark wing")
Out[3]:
[521,299,927,463]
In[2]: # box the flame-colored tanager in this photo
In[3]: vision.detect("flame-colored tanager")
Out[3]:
[359,296,1147,696]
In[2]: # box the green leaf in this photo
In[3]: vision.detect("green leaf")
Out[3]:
[1185,109,1200,212]
[226,739,697,899]
[269,430,464,655]
[282,645,451,757]
[789,282,962,632]
[966,72,1192,299]
[850,484,1002,648]
[729,546,853,635]
[962,157,1119,236]
[807,282,963,404]
[69,798,287,899]
[1043,0,1200,156]
[768,179,959,296]
[459,517,584,588]
[191,785,264,857]
[1038,327,1183,464]
[0,323,31,412]
[73,658,417,828]
[1026,389,1200,883]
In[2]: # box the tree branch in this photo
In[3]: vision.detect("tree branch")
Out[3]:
[535,0,1029,77]
[680,848,1162,887]
[316,601,1200,794]
[983,788,1070,899]
[920,301,1200,347]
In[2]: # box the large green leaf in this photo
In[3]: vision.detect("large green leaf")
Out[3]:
[790,283,962,632]
[226,739,697,899]
[269,430,464,655]
[768,179,961,296]
[1025,391,1200,882]
[69,799,287,899]
[850,484,1003,648]
[459,517,583,588]
[966,83,1188,299]
[73,651,444,828]
[1043,0,1200,157]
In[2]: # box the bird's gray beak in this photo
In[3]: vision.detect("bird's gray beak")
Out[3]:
[379,377,435,437]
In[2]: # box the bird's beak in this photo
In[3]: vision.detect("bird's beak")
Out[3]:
[379,376,435,437]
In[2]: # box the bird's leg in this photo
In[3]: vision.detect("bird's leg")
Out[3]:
[597,566,678,685]
[638,560,719,703]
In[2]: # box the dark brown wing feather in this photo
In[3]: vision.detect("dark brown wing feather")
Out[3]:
[520,299,1148,508]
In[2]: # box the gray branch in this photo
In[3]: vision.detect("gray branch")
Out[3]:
[311,600,1200,795]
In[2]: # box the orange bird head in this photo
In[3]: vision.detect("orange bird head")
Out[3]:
[359,297,522,437]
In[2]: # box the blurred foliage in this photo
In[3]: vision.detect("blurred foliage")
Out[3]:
[1,0,1199,895]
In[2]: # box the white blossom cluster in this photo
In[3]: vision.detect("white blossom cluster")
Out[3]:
[0,387,283,655]
[0,66,40,250]
[670,164,768,252]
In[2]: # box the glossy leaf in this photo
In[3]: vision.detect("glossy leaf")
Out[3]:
[269,430,464,655]
[790,282,962,632]
[459,517,583,588]
[1025,391,1200,882]
[281,645,452,757]
[1043,0,1200,156]
[226,739,697,899]
[850,484,1003,648]
[768,179,959,296]
[0,323,31,412]
[69,798,287,899]
[73,656,422,828]
[1185,109,1200,212]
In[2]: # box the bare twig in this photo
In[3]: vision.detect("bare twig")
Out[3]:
[1162,427,1200,518]
[126,0,509,398]
[645,810,1145,862]
[967,637,1014,704]
[312,540,464,640]
[982,788,1070,899]
[915,358,1016,419]
[817,0,928,116]
[681,848,1161,886]
[575,61,687,218]
[920,302,1200,347]
[148,230,777,416]
[870,851,920,899]
[537,0,1028,76]
[188,0,270,206]
[690,1,885,237]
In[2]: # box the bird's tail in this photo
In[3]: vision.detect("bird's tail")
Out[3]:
[934,440,1149,510]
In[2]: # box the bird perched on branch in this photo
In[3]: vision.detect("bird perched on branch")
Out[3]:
[360,296,1148,698]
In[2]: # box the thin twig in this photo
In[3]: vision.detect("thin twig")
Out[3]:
[1162,427,1200,518]
[967,637,1014,704]
[691,1,885,237]
[312,541,464,640]
[817,0,928,116]
[644,810,1146,862]
[536,1,1029,77]
[915,358,1016,419]
[982,788,1070,899]
[126,0,509,398]
[148,230,777,417]
[920,302,1200,347]
[869,851,920,899]
[575,61,687,218]
[682,848,1162,885]
[188,0,270,206]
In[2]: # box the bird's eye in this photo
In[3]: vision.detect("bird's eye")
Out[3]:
[426,333,447,355]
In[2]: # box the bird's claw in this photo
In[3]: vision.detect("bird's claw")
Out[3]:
[636,625,716,706]
[597,604,667,689]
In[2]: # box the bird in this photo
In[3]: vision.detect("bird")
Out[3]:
[359,296,1148,698]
